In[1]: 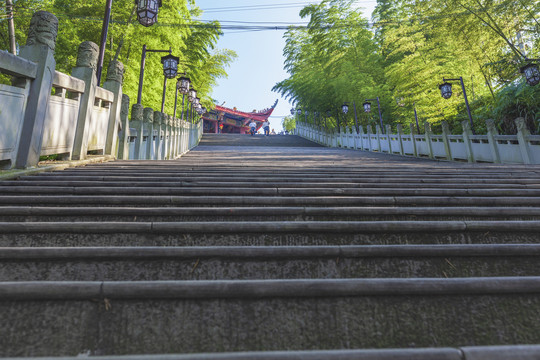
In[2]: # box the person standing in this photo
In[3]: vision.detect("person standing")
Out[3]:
[249,119,257,136]
[263,120,270,136]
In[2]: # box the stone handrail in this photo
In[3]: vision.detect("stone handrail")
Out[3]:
[0,11,203,169]
[296,119,540,164]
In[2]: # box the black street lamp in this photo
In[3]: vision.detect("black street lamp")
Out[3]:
[290,108,295,116]
[520,62,540,86]
[135,0,162,27]
[363,97,384,133]
[173,75,191,121]
[439,77,474,134]
[342,102,359,133]
[96,0,162,84]
[136,45,178,111]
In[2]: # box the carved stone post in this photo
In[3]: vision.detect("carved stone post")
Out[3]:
[515,117,532,164]
[367,125,373,151]
[102,60,124,156]
[461,120,475,163]
[441,121,453,161]
[358,125,364,150]
[130,104,144,160]
[386,125,393,154]
[143,107,154,160]
[375,125,382,152]
[424,122,434,159]
[396,124,404,155]
[71,41,99,160]
[117,94,130,160]
[153,112,163,160]
[15,11,58,168]
[409,123,418,157]
[485,119,501,164]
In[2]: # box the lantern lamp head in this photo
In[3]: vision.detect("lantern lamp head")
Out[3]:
[177,76,191,94]
[363,101,372,113]
[520,63,540,86]
[161,54,179,79]
[296,109,302,115]
[305,110,309,116]
[135,0,162,27]
[194,97,200,106]
[290,108,295,115]
[188,88,197,103]
[439,82,453,99]
[341,103,349,114]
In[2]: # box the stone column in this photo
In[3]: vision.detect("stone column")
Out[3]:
[131,104,144,160]
[386,125,393,154]
[441,121,453,161]
[71,41,99,160]
[117,94,130,160]
[15,11,58,168]
[375,125,382,152]
[461,120,475,163]
[153,112,163,160]
[424,122,434,159]
[396,124,404,155]
[515,117,532,164]
[143,107,154,160]
[102,60,124,156]
[485,119,501,164]
[367,125,373,151]
[409,123,418,157]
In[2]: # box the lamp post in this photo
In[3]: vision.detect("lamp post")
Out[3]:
[363,97,384,133]
[96,0,163,85]
[173,75,190,121]
[520,61,540,86]
[413,102,420,133]
[439,77,474,134]
[136,45,178,107]
[342,102,359,133]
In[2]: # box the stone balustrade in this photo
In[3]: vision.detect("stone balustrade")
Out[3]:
[296,119,540,164]
[0,11,202,170]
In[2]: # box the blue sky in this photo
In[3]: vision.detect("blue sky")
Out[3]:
[195,0,377,131]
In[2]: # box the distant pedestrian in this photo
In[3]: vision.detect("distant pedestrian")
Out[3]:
[263,120,270,136]
[270,128,276,135]
[249,119,257,136]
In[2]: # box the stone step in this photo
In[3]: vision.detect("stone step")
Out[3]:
[2,245,539,281]
[0,195,537,207]
[2,278,540,356]
[3,346,540,360]
[0,221,538,247]
[4,185,540,197]
[6,179,540,189]
[1,206,540,222]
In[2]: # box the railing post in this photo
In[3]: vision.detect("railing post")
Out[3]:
[102,60,124,156]
[352,126,358,150]
[15,11,58,168]
[424,122,434,159]
[130,104,144,160]
[441,121,453,161]
[386,125,392,154]
[153,112,163,160]
[396,124,404,155]
[143,107,154,160]
[71,41,99,160]
[515,117,532,164]
[485,119,501,164]
[117,94,130,160]
[409,123,418,158]
[375,125,382,152]
[461,120,475,163]
[358,125,365,150]
[160,113,168,160]
[166,115,172,159]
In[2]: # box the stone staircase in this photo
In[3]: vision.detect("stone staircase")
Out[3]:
[1,134,540,359]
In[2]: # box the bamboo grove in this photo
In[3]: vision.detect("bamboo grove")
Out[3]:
[0,0,236,115]
[274,0,540,134]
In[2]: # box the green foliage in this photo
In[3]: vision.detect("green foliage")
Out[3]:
[281,115,296,132]
[276,0,540,134]
[1,0,236,115]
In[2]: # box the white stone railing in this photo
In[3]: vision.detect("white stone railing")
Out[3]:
[0,11,202,170]
[296,119,540,164]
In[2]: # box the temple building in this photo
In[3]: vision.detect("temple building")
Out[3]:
[202,100,278,134]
